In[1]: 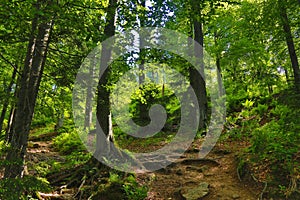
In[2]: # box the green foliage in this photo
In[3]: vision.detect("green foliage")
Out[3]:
[31,116,54,128]
[65,151,91,166]
[0,0,299,198]
[94,172,148,200]
[242,99,254,109]
[246,92,300,196]
[29,124,55,137]
[225,87,248,112]
[129,82,180,129]
[0,176,51,200]
[253,103,269,116]
[33,161,60,177]
[123,175,148,200]
[56,119,76,134]
[53,131,85,155]
[250,121,298,161]
[108,172,122,184]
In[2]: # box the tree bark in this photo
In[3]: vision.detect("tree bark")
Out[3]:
[0,68,17,135]
[278,0,300,90]
[138,0,146,85]
[5,64,22,143]
[214,31,224,97]
[84,63,95,130]
[4,0,54,178]
[189,0,208,129]
[5,106,15,143]
[284,67,290,85]
[94,0,117,158]
[137,0,148,123]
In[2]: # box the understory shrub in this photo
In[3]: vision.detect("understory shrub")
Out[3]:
[0,176,51,200]
[53,132,85,154]
[129,82,180,131]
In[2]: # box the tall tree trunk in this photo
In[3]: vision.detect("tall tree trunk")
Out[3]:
[278,0,300,90]
[189,0,207,129]
[4,0,54,178]
[5,72,21,144]
[5,65,22,143]
[94,0,117,158]
[138,0,146,85]
[214,31,224,96]
[138,0,147,122]
[84,64,95,130]
[284,67,290,85]
[5,106,15,143]
[0,68,17,135]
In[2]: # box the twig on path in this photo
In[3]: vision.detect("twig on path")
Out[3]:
[73,176,86,199]
[250,173,267,200]
[259,182,268,200]
[237,167,242,182]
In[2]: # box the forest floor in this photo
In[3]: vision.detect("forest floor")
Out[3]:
[132,138,262,200]
[25,133,264,200]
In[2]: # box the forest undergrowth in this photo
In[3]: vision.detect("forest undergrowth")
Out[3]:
[1,89,299,199]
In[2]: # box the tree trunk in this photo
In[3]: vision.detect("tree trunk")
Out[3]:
[0,68,17,135]
[214,31,224,96]
[94,0,117,158]
[5,67,22,143]
[284,67,290,85]
[189,0,207,129]
[84,63,95,130]
[138,0,146,85]
[279,0,300,90]
[4,0,54,178]
[138,0,147,123]
[5,106,15,143]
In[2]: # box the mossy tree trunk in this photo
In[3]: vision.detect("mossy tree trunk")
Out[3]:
[94,0,118,158]
[4,0,54,178]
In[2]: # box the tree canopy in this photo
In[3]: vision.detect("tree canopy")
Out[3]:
[0,0,299,199]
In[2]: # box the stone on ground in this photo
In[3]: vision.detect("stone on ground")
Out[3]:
[180,182,209,200]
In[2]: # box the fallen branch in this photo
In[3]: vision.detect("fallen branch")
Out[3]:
[237,167,241,182]
[73,176,86,199]
[259,182,268,200]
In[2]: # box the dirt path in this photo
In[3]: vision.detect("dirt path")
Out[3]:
[136,140,261,200]
[26,134,262,200]
[26,138,75,199]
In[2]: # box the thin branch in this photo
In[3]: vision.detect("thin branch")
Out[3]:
[68,2,105,10]
[0,52,22,76]
[48,47,83,57]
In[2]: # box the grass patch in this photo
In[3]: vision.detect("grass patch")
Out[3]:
[29,123,55,138]
[115,129,175,153]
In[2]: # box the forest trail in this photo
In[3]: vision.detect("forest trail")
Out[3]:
[26,134,75,199]
[133,139,262,200]
[27,133,65,175]
[136,139,261,200]
[26,134,262,200]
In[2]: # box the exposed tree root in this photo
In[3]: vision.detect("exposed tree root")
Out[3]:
[180,158,220,167]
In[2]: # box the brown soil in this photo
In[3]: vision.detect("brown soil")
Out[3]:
[25,135,263,200]
[135,139,263,200]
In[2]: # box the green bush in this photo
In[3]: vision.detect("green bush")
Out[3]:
[247,96,300,196]
[253,103,268,116]
[129,82,180,130]
[53,132,85,154]
[0,176,51,200]
[123,175,148,200]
